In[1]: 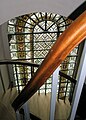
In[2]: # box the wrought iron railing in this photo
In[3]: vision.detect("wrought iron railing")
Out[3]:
[0,59,77,105]
[0,60,39,93]
[58,71,76,103]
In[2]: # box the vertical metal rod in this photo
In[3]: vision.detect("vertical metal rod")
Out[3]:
[23,101,30,120]
[16,111,21,120]
[45,82,47,95]
[23,65,26,86]
[31,66,34,78]
[57,75,61,101]
[70,83,76,104]
[50,67,60,120]
[69,41,86,120]
[0,68,6,93]
[15,64,20,94]
[64,79,69,103]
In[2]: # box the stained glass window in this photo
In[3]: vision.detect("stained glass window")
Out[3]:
[8,12,78,98]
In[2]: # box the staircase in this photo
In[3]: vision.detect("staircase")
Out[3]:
[0,9,86,120]
[0,88,17,120]
[12,11,86,111]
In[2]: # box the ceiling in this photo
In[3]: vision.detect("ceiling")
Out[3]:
[0,0,85,25]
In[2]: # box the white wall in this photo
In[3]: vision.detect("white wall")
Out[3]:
[0,0,85,25]
[0,23,11,95]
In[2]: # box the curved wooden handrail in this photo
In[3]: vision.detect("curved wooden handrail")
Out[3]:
[12,11,86,111]
[0,60,39,67]
[59,71,77,84]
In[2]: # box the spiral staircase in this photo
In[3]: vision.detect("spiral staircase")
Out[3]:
[0,1,86,120]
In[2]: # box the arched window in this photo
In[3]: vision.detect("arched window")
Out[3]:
[8,12,78,97]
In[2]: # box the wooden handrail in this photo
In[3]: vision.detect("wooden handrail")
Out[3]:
[59,71,77,84]
[12,11,86,111]
[0,60,39,67]
[30,113,41,120]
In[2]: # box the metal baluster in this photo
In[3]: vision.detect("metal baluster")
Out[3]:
[0,68,6,93]
[69,41,86,120]
[15,64,20,94]
[50,67,60,120]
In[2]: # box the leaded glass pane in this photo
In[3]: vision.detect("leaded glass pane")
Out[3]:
[8,12,78,98]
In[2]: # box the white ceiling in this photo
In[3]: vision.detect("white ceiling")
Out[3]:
[0,0,85,25]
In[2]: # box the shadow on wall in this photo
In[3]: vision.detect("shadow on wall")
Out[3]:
[0,88,17,120]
